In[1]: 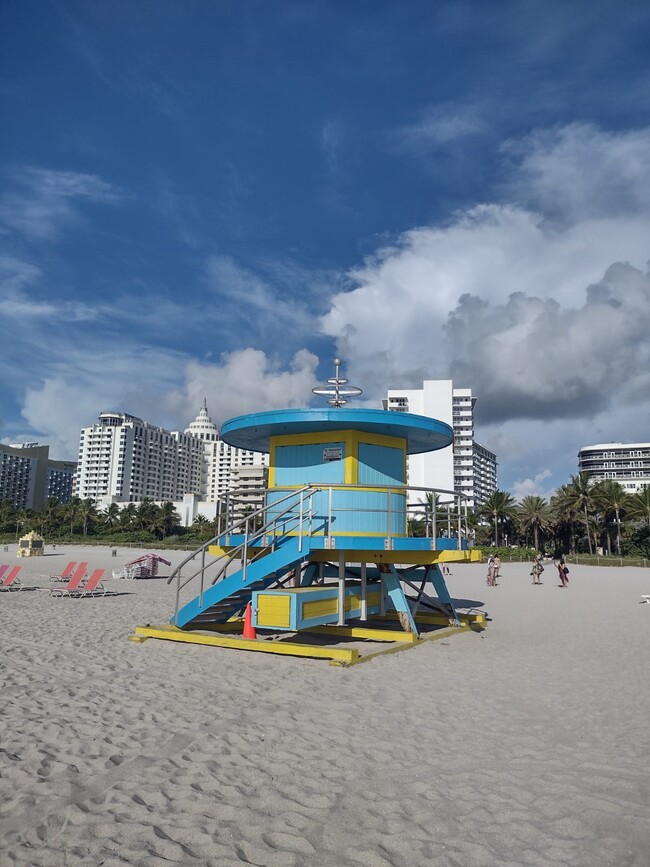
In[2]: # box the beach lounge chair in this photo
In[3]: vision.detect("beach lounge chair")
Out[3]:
[49,563,88,597]
[0,565,9,583]
[71,569,107,598]
[49,561,76,582]
[0,565,23,591]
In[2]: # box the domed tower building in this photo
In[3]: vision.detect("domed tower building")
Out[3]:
[184,399,268,505]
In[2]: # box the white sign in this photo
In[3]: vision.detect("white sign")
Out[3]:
[323,447,342,462]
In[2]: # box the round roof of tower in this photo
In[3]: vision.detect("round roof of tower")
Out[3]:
[184,398,219,437]
[220,408,452,455]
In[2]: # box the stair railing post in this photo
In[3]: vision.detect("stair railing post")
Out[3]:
[432,489,437,546]
[327,486,333,542]
[199,545,206,609]
[298,489,304,553]
[457,496,462,550]
[338,550,346,626]
[387,486,392,544]
[242,515,249,583]
[174,569,181,622]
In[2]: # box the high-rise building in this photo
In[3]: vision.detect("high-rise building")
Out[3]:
[183,400,268,504]
[578,442,650,493]
[383,380,497,508]
[74,411,204,504]
[0,443,76,510]
[73,403,269,521]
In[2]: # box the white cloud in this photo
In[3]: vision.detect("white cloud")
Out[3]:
[0,166,123,240]
[511,469,553,502]
[169,348,320,429]
[18,344,319,461]
[320,123,650,488]
[389,102,485,154]
[503,123,650,221]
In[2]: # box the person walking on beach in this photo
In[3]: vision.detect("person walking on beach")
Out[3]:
[530,553,544,584]
[557,556,569,588]
[493,553,501,581]
[486,554,497,586]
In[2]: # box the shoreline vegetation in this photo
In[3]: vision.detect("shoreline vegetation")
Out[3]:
[2,471,649,560]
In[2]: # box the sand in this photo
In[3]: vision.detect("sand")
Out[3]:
[1,545,649,866]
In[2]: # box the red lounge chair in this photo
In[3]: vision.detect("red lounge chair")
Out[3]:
[49,561,76,582]
[49,563,88,597]
[0,565,9,583]
[0,566,23,591]
[71,569,107,598]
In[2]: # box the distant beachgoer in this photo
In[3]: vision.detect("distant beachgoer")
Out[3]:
[557,556,569,588]
[530,553,544,585]
[493,554,501,580]
[486,555,497,587]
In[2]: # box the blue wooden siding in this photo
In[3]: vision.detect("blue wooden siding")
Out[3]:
[358,443,404,486]
[273,441,346,486]
[266,488,407,535]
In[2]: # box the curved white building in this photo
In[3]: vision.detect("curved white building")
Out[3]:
[183,399,268,503]
[578,442,650,492]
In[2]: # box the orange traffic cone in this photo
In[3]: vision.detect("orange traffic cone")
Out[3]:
[243,602,257,639]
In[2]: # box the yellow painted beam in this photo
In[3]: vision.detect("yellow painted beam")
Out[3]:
[307,549,481,565]
[306,624,419,643]
[379,610,485,626]
[339,624,471,667]
[132,624,359,663]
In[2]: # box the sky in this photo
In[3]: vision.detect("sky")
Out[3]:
[1,0,649,500]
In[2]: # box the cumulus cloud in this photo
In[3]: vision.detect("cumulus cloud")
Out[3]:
[164,348,320,430]
[18,343,319,461]
[321,122,650,490]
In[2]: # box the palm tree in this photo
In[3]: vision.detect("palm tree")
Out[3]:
[592,480,629,556]
[478,490,517,547]
[42,497,63,538]
[101,503,121,531]
[134,498,157,531]
[64,497,82,538]
[0,499,17,533]
[118,503,137,531]
[78,498,98,537]
[157,502,181,538]
[564,472,596,554]
[550,485,579,554]
[628,486,650,529]
[516,495,552,551]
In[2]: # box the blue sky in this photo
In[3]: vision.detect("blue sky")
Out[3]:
[1,0,649,498]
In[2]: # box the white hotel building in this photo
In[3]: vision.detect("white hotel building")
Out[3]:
[74,402,267,523]
[578,442,650,493]
[383,380,497,508]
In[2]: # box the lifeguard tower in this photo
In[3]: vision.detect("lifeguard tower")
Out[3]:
[132,361,483,664]
[17,530,45,557]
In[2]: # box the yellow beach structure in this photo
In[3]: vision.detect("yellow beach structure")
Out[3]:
[17,530,45,557]
[133,363,483,663]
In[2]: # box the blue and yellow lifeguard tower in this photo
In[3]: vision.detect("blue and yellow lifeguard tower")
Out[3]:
[132,361,483,664]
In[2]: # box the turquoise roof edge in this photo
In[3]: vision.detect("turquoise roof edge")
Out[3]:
[220,407,453,455]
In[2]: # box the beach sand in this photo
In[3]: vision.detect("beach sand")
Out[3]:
[1,545,649,866]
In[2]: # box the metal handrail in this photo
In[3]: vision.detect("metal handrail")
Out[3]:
[169,485,320,619]
[170,481,473,620]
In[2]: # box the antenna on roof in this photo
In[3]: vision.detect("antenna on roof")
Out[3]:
[312,358,363,408]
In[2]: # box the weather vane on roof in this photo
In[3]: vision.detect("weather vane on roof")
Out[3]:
[312,357,363,408]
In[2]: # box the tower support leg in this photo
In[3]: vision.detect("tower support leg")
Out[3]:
[379,564,419,637]
[427,564,460,625]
